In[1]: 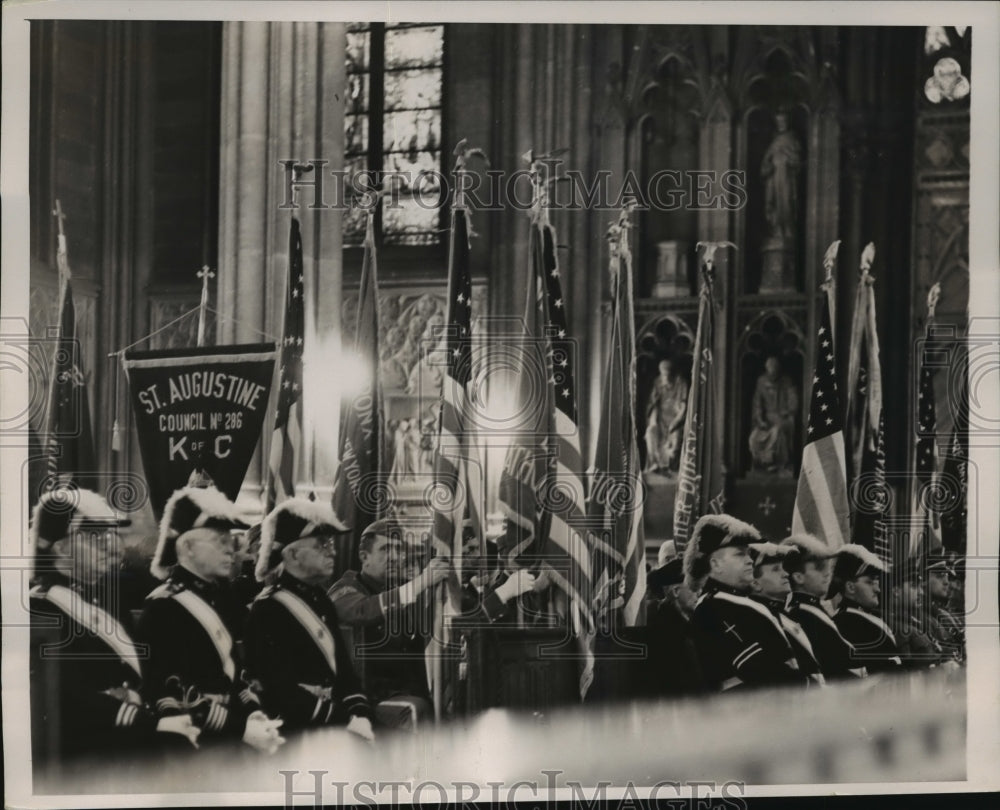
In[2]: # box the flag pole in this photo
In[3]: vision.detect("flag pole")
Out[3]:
[196,265,215,348]
[43,200,72,476]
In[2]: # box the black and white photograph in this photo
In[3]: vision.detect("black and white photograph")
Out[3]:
[2,1,998,806]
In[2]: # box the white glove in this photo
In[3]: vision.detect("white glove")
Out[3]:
[242,710,285,754]
[156,714,201,748]
[495,570,536,603]
[346,715,375,743]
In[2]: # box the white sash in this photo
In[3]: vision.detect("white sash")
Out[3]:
[798,602,844,634]
[170,589,236,680]
[844,607,898,646]
[42,585,143,677]
[272,589,337,676]
[713,590,787,639]
[779,612,819,664]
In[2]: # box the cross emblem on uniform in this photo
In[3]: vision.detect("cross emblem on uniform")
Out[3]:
[722,621,743,642]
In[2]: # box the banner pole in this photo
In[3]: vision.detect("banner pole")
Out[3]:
[196,265,215,348]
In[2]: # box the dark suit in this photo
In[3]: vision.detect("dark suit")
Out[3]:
[138,565,261,740]
[832,599,903,673]
[786,591,864,680]
[245,572,371,730]
[690,578,806,691]
[751,594,825,685]
[644,599,706,697]
[30,574,157,766]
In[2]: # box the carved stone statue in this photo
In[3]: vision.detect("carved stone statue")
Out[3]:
[643,358,689,474]
[748,355,799,476]
[761,111,802,242]
[759,111,803,292]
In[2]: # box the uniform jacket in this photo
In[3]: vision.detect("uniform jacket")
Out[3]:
[327,569,430,703]
[930,600,964,663]
[832,599,903,673]
[690,578,806,691]
[245,571,371,729]
[891,614,945,668]
[644,599,706,697]
[138,565,260,738]
[750,594,825,686]
[29,573,157,764]
[786,591,865,680]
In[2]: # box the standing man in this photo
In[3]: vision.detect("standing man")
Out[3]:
[782,534,865,680]
[139,486,284,753]
[245,498,374,740]
[747,541,824,686]
[644,557,705,696]
[328,518,450,729]
[684,514,805,691]
[829,545,902,674]
[29,489,199,768]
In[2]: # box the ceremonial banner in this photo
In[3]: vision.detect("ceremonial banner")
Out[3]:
[671,259,725,550]
[588,219,645,628]
[123,343,276,517]
[331,214,385,573]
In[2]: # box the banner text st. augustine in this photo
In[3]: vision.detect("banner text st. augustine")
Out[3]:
[135,371,267,414]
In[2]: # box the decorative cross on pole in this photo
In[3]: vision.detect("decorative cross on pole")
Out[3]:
[196,265,215,347]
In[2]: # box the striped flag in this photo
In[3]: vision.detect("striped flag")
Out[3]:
[331,214,385,572]
[939,349,968,555]
[265,218,305,512]
[672,254,725,551]
[791,272,849,549]
[44,207,97,491]
[588,217,645,628]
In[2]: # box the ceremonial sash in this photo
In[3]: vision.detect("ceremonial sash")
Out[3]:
[170,589,236,680]
[272,589,338,676]
[779,613,819,664]
[798,602,868,676]
[714,590,787,639]
[844,607,898,646]
[42,585,142,677]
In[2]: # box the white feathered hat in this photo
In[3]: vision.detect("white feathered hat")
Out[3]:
[682,514,761,588]
[153,486,250,579]
[255,497,348,581]
[778,533,835,573]
[829,543,888,593]
[29,487,129,575]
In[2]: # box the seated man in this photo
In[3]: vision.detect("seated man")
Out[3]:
[748,541,824,686]
[328,518,449,729]
[139,485,284,754]
[782,534,865,680]
[889,559,946,669]
[245,498,374,741]
[29,489,199,768]
[926,556,964,663]
[685,514,805,691]
[829,544,902,673]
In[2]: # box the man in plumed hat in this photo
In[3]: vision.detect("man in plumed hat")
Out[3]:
[244,497,374,740]
[29,487,199,769]
[684,514,805,691]
[138,485,284,753]
[782,534,865,680]
[644,556,705,696]
[747,541,825,686]
[328,517,450,729]
[828,544,902,673]
[926,555,964,663]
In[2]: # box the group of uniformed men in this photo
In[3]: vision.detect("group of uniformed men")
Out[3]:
[28,483,540,767]
[28,485,964,769]
[644,514,964,697]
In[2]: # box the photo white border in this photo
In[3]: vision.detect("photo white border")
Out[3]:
[3,1,998,806]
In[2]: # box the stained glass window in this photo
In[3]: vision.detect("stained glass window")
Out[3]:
[344,23,445,249]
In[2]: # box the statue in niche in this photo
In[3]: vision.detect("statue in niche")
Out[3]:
[748,355,799,476]
[759,110,803,291]
[761,110,802,242]
[643,358,689,475]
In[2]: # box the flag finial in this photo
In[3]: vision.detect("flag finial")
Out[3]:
[822,240,841,282]
[859,242,876,279]
[927,281,941,318]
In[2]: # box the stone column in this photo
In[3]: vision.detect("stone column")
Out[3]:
[218,21,345,503]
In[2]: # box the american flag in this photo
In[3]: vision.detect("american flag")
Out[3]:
[45,201,97,490]
[791,278,849,549]
[265,217,305,512]
[588,218,646,628]
[939,349,968,555]
[537,219,595,697]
